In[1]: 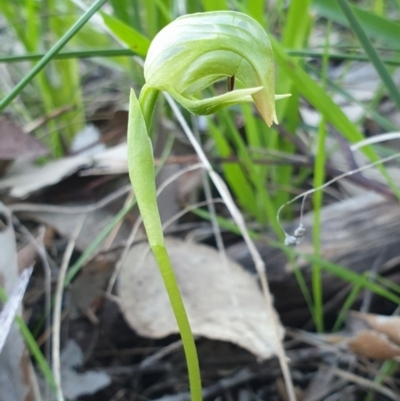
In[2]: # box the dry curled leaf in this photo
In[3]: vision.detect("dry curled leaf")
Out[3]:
[350,311,400,346]
[345,311,400,361]
[348,330,400,361]
[118,237,284,359]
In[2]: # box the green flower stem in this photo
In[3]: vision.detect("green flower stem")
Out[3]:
[128,88,202,401]
[138,84,160,130]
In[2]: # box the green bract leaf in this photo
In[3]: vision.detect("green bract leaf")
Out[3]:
[144,11,279,126]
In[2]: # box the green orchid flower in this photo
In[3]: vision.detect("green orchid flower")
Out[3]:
[127,11,288,401]
[144,11,288,126]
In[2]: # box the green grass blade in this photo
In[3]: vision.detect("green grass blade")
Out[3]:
[0,0,108,111]
[276,0,312,120]
[312,121,326,332]
[271,36,363,142]
[365,360,398,401]
[290,250,400,305]
[242,0,266,26]
[26,0,39,51]
[110,0,132,25]
[220,109,280,231]
[374,275,400,296]
[288,50,400,66]
[0,49,138,63]
[336,0,400,111]
[100,12,151,55]
[312,0,400,50]
[271,37,400,200]
[332,283,362,331]
[3,49,400,66]
[282,0,312,49]
[207,118,260,219]
[311,23,330,332]
[273,0,311,210]
[140,0,157,37]
[153,0,173,23]
[201,0,228,11]
[306,64,399,132]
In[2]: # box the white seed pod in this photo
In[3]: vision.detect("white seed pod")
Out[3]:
[284,234,298,246]
[294,224,306,239]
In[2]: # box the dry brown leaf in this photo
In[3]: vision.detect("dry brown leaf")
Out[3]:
[347,330,400,361]
[349,311,400,347]
[69,258,114,320]
[118,237,284,359]
[0,154,89,198]
[0,117,47,161]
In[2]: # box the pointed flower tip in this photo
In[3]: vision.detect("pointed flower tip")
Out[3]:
[272,112,279,126]
[275,93,292,100]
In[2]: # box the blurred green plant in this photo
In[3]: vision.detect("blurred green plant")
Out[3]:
[2,1,85,155]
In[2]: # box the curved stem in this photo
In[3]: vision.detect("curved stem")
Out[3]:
[138,84,160,130]
[151,245,203,401]
[128,87,202,401]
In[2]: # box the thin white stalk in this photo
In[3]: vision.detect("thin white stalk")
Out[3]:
[164,93,297,401]
[351,132,400,151]
[191,117,242,314]
[277,152,400,240]
[191,116,227,259]
[52,218,85,401]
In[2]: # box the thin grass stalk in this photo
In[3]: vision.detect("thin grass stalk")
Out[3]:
[311,120,326,332]
[311,21,331,332]
[52,220,84,401]
[365,360,398,401]
[3,49,400,66]
[332,284,362,331]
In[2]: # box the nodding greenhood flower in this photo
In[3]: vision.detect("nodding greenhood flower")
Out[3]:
[143,11,289,127]
[127,14,290,401]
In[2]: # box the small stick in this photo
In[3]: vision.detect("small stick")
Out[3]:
[227,75,235,92]
[52,218,85,401]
